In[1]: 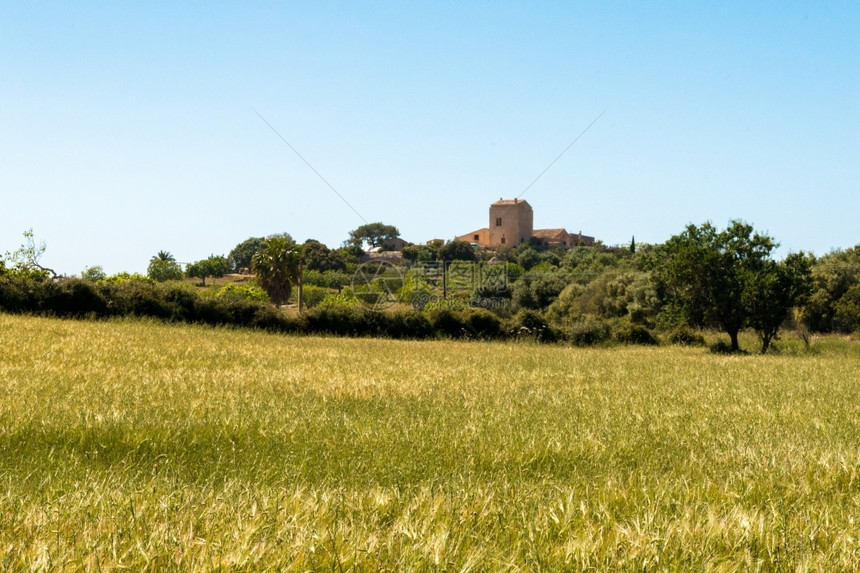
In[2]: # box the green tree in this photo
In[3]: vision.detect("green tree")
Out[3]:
[833,285,860,333]
[147,251,183,282]
[512,267,572,310]
[546,269,657,327]
[439,240,476,262]
[186,255,228,287]
[347,222,400,250]
[800,246,860,332]
[514,245,541,271]
[561,246,625,284]
[655,221,809,353]
[251,236,301,306]
[302,240,346,272]
[335,245,364,267]
[81,266,107,282]
[3,228,54,279]
[401,242,440,264]
[744,252,813,353]
[227,237,266,273]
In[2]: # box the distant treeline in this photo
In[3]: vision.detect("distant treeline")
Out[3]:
[0,272,651,345]
[2,222,859,351]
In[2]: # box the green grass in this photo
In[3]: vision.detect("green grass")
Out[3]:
[1,313,860,570]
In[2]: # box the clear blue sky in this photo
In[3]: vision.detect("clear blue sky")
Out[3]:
[2,1,858,275]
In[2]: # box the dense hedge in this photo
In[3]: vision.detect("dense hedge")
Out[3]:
[0,276,662,344]
[0,276,298,332]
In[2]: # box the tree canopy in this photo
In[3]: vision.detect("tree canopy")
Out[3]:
[347,223,400,250]
[2,229,54,280]
[227,237,265,273]
[81,266,107,282]
[186,255,228,287]
[438,240,476,262]
[147,251,183,282]
[302,239,346,272]
[654,221,812,352]
[251,236,301,306]
[801,246,860,333]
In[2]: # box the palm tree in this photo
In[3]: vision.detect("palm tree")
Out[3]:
[151,250,175,262]
[251,237,301,306]
[147,250,182,281]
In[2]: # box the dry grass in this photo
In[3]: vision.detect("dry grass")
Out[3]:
[1,313,859,570]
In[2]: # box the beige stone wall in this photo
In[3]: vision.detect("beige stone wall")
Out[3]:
[488,200,533,247]
[455,228,490,246]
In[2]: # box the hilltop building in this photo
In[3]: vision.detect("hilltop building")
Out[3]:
[456,199,594,248]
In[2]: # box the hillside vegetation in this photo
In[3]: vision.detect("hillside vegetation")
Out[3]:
[1,314,860,570]
[5,225,860,352]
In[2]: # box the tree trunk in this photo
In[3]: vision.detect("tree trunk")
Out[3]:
[760,335,772,354]
[728,329,740,352]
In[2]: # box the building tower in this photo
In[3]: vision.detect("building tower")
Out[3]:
[488,198,533,247]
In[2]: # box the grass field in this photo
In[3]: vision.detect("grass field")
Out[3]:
[1,313,860,570]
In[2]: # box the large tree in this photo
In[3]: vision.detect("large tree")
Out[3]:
[655,221,811,353]
[744,252,813,353]
[801,246,860,332]
[251,236,302,306]
[302,239,346,272]
[227,237,266,273]
[439,240,476,262]
[347,222,400,250]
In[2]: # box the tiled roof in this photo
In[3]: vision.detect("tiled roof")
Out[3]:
[532,228,567,238]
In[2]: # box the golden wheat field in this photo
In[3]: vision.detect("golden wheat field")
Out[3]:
[1,313,860,570]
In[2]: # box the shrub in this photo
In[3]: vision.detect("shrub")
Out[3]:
[302,270,350,290]
[319,293,360,308]
[299,285,328,309]
[100,280,173,319]
[507,309,556,342]
[42,279,108,318]
[427,307,470,338]
[189,297,278,328]
[569,317,612,346]
[350,285,386,309]
[163,283,200,321]
[613,321,659,345]
[303,305,382,337]
[0,275,40,313]
[668,326,706,346]
[462,309,503,339]
[216,284,270,304]
[192,297,234,326]
[383,311,434,339]
[255,306,301,333]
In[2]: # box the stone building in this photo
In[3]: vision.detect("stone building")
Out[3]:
[456,199,594,248]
